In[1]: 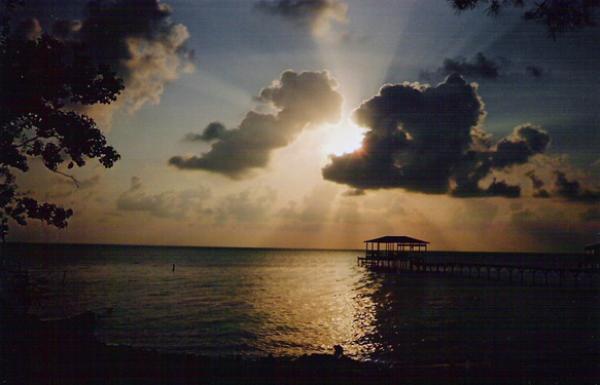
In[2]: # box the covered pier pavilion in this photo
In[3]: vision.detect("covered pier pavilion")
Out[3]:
[581,243,600,269]
[359,235,429,269]
[584,242,600,257]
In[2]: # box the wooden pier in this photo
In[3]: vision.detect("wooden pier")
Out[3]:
[358,235,600,287]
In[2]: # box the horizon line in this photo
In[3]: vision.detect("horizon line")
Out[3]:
[2,240,589,255]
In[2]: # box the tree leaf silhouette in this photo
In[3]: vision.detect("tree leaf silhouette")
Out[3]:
[449,0,598,38]
[0,4,123,241]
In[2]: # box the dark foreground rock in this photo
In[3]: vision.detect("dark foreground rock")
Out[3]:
[1,308,598,385]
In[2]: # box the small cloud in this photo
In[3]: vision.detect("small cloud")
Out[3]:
[256,0,348,37]
[421,55,547,83]
[553,171,600,203]
[582,207,600,222]
[58,175,102,190]
[52,19,82,40]
[342,189,365,197]
[14,18,42,40]
[183,122,227,142]
[47,175,102,199]
[525,65,544,78]
[491,124,550,168]
[420,52,502,81]
[526,171,550,198]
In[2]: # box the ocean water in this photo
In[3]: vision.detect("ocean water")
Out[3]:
[4,243,599,367]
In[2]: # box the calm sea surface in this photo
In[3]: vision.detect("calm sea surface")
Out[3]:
[5,243,599,366]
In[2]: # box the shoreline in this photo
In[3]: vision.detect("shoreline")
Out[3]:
[2,309,598,385]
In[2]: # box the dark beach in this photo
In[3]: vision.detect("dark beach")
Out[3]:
[2,305,598,385]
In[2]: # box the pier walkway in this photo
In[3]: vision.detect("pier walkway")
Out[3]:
[358,256,600,287]
[357,235,600,287]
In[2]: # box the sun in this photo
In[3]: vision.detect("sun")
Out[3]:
[321,117,365,157]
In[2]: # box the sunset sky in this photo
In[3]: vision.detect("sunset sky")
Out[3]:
[9,0,599,251]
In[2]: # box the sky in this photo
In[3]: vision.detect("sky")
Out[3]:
[8,0,600,251]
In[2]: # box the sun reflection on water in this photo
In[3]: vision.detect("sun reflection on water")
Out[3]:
[243,254,380,358]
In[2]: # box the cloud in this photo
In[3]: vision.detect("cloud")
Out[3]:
[490,124,550,168]
[553,171,600,203]
[183,122,227,142]
[57,175,102,190]
[215,187,277,224]
[14,17,42,40]
[526,171,551,198]
[525,65,544,78]
[278,184,338,230]
[420,53,502,81]
[51,19,82,39]
[420,54,547,82]
[342,188,365,197]
[256,0,347,37]
[170,70,342,178]
[323,74,553,198]
[510,208,594,252]
[14,0,193,128]
[47,174,103,199]
[117,176,210,219]
[79,0,193,115]
[582,207,600,222]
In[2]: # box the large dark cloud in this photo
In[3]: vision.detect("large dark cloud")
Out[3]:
[256,0,347,36]
[170,70,342,178]
[12,0,193,125]
[322,74,551,198]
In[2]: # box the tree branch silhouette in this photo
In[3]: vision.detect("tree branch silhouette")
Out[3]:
[449,0,599,38]
[0,2,123,242]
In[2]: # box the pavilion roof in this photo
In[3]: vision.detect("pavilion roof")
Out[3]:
[584,242,600,250]
[364,235,429,244]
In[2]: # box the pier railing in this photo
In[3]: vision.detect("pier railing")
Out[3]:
[357,255,599,287]
[364,250,425,260]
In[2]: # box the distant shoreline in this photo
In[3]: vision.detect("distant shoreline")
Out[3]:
[2,241,363,253]
[1,241,590,255]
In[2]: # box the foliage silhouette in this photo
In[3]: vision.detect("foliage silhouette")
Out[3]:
[449,0,599,38]
[0,4,122,242]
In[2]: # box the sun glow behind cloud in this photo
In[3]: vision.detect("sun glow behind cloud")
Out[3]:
[321,118,364,156]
